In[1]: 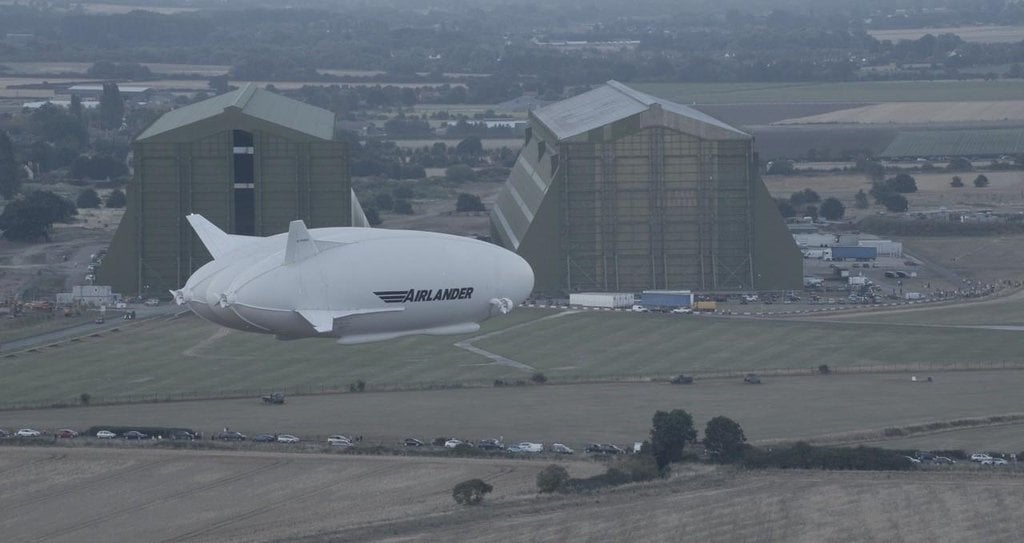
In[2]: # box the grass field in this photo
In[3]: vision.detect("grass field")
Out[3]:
[6,370,1024,448]
[634,80,1024,105]
[4,306,1024,407]
[868,25,1024,44]
[881,128,1024,158]
[868,422,1024,452]
[778,101,1024,125]
[0,447,603,542]
[3,447,1021,542]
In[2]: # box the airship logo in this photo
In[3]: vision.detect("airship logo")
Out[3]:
[374,288,475,304]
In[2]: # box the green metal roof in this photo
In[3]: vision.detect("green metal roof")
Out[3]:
[137,83,335,141]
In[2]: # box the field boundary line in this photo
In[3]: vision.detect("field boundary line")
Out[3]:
[453,310,580,371]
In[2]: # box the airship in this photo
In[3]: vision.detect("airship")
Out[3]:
[172,215,534,344]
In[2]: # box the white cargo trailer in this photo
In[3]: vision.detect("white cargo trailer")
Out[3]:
[569,292,635,309]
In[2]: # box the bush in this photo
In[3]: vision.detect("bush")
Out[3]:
[530,372,547,384]
[974,174,989,188]
[455,192,485,212]
[950,176,963,188]
[818,364,830,375]
[536,464,570,493]
[703,416,747,463]
[789,188,820,206]
[79,392,91,405]
[742,442,915,471]
[392,199,414,214]
[452,478,493,505]
[348,380,366,393]
[105,189,126,208]
[819,197,844,220]
[76,188,101,209]
[946,157,973,172]
[445,164,477,183]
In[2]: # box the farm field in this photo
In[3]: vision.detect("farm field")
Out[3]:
[763,170,1024,217]
[899,235,1024,286]
[635,80,1024,105]
[0,447,603,542]
[776,101,1024,124]
[868,422,1024,453]
[6,370,1024,447]
[2,446,1020,542]
[868,25,1024,44]
[881,128,1024,158]
[5,307,1024,407]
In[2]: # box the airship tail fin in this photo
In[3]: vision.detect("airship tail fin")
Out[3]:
[187,214,251,260]
[285,220,319,264]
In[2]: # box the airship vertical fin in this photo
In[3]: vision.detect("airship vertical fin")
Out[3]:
[284,220,320,264]
[186,214,247,260]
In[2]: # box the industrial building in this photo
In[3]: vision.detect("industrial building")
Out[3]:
[490,81,801,295]
[99,84,367,296]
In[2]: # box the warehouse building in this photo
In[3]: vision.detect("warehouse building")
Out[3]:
[490,81,801,295]
[99,84,367,296]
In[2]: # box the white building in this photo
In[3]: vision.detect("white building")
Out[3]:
[56,285,119,307]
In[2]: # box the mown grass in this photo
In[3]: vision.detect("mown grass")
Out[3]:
[634,80,1024,104]
[3,305,1024,407]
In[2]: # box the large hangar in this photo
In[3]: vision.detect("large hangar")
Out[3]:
[490,81,800,295]
[100,84,368,296]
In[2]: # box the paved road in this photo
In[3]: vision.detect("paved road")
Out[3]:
[0,304,182,353]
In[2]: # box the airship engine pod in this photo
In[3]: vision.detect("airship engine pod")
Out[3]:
[173,215,534,345]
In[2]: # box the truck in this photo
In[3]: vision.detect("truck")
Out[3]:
[694,301,717,312]
[568,292,634,309]
[639,290,694,311]
[829,246,877,261]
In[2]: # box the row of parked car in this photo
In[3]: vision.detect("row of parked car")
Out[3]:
[402,437,632,455]
[904,451,1013,466]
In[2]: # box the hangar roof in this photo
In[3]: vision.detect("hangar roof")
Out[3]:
[137,83,335,141]
[531,80,748,141]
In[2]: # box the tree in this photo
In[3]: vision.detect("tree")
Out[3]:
[373,192,394,211]
[703,416,747,463]
[393,199,414,214]
[950,176,963,187]
[946,157,973,172]
[456,193,485,212]
[368,205,385,225]
[819,197,845,220]
[789,188,820,206]
[446,164,477,183]
[99,82,125,130]
[536,464,570,493]
[765,159,794,175]
[76,188,101,209]
[0,190,77,242]
[854,189,869,209]
[105,189,127,208]
[455,136,484,157]
[881,193,908,212]
[649,409,697,469]
[775,199,796,218]
[69,94,84,120]
[0,131,19,200]
[973,174,989,188]
[886,173,918,193]
[452,479,493,505]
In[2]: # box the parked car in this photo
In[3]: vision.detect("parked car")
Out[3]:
[276,434,300,444]
[253,434,277,443]
[551,443,574,454]
[669,374,694,385]
[933,456,956,464]
[903,456,921,464]
[970,453,994,462]
[403,438,423,447]
[56,429,79,438]
[476,439,503,451]
[124,431,149,440]
[586,443,624,455]
[327,435,352,446]
[0,429,9,438]
[444,439,464,449]
[511,442,543,453]
[169,430,196,440]
[506,444,527,453]
[96,430,116,439]
[15,429,41,437]
[743,373,762,384]
[982,458,1009,466]
[214,431,247,441]
[670,307,692,314]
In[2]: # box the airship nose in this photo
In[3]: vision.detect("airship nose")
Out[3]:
[506,251,534,303]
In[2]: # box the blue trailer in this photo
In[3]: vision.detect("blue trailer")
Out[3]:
[639,290,694,311]
[830,246,877,261]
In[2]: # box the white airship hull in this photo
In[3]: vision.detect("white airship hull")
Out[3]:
[173,215,534,344]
